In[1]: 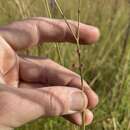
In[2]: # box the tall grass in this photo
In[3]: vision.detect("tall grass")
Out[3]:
[0,0,129,130]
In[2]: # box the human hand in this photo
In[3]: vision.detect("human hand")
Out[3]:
[0,17,100,130]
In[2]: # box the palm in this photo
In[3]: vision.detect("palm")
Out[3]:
[0,39,19,87]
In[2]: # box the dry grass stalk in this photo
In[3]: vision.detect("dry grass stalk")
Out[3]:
[55,0,85,129]
[44,0,62,64]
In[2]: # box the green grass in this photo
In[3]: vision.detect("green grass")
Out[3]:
[0,0,130,130]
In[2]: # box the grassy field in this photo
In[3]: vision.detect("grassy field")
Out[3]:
[0,0,130,130]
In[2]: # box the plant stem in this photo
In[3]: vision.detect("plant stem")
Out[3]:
[77,1,85,130]
[55,0,85,129]
[55,0,77,40]
[44,0,62,64]
[44,0,52,18]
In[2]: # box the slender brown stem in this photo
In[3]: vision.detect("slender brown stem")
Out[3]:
[77,1,85,129]
[55,0,77,40]
[44,0,62,64]
[55,0,85,129]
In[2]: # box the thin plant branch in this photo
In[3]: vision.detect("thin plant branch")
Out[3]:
[55,0,77,40]
[44,0,62,64]
[55,0,86,129]
[77,1,85,130]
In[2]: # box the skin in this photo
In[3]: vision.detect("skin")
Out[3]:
[0,17,100,130]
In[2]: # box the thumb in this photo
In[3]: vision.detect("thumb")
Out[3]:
[38,87,88,116]
[0,85,87,128]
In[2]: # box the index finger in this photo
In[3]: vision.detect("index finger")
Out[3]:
[0,17,100,50]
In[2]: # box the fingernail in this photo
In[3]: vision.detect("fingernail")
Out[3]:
[70,91,87,111]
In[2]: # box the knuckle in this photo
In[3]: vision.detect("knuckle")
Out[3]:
[45,87,69,116]
[47,92,66,116]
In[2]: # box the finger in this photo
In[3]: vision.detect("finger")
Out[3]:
[64,109,93,126]
[0,17,100,50]
[19,57,98,109]
[84,109,94,125]
[19,83,93,126]
[67,76,99,109]
[0,85,87,128]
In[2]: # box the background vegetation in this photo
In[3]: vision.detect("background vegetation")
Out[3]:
[0,0,130,130]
